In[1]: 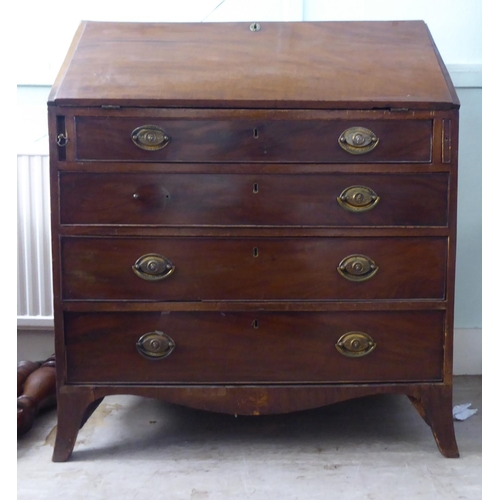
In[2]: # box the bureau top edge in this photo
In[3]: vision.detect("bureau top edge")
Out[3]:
[48,20,459,110]
[47,101,460,111]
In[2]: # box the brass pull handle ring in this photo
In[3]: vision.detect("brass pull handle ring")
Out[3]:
[336,331,376,358]
[133,253,175,281]
[137,331,175,360]
[339,127,379,155]
[337,185,380,212]
[56,133,68,147]
[131,125,170,151]
[337,254,378,282]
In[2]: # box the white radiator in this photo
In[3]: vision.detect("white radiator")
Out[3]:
[17,155,54,328]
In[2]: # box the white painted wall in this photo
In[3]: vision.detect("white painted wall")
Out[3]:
[16,0,482,372]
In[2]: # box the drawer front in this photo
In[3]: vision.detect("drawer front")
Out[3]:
[61,237,447,300]
[60,173,449,227]
[75,117,432,163]
[65,311,444,384]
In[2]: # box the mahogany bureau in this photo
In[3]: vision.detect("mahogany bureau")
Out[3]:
[48,20,460,461]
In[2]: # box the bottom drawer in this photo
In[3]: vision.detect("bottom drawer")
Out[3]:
[65,311,444,384]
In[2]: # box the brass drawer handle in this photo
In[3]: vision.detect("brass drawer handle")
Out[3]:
[337,185,380,212]
[338,127,379,155]
[337,254,378,282]
[137,331,175,360]
[336,331,376,358]
[133,253,175,281]
[131,125,170,151]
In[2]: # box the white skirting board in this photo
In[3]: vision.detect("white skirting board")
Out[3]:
[453,328,482,376]
[17,328,482,375]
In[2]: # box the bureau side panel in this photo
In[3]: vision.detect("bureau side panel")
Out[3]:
[48,107,66,386]
[443,110,459,384]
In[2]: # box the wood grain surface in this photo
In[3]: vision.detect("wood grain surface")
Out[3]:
[74,116,432,163]
[48,20,460,460]
[61,236,447,301]
[48,21,458,109]
[59,172,449,227]
[64,311,444,384]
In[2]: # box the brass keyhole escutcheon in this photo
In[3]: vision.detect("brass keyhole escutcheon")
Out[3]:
[337,185,380,213]
[250,22,261,31]
[336,332,376,358]
[337,255,378,282]
[136,331,175,360]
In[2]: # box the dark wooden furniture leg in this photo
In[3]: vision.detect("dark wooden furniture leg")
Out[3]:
[17,360,42,397]
[408,386,459,458]
[17,356,56,437]
[52,388,101,462]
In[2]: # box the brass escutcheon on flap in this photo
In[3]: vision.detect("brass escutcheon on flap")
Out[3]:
[131,125,170,151]
[336,331,376,358]
[337,185,380,212]
[136,331,175,360]
[337,254,378,282]
[338,127,379,155]
[133,253,175,281]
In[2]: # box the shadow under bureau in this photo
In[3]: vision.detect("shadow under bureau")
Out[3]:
[48,20,460,461]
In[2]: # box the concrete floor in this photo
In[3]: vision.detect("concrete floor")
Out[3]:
[18,376,481,500]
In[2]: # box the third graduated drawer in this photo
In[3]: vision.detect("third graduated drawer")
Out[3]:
[59,172,449,227]
[61,236,447,301]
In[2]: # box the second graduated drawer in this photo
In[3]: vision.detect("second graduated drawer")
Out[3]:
[59,172,449,227]
[61,236,447,301]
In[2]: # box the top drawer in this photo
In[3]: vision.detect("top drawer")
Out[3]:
[74,117,432,163]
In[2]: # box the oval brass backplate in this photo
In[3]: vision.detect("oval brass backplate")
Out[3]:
[336,331,376,358]
[136,331,175,360]
[131,125,170,151]
[132,254,175,281]
[337,254,378,282]
[337,185,380,212]
[338,127,379,155]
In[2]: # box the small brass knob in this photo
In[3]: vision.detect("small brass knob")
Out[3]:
[337,255,378,282]
[136,331,175,360]
[132,254,175,281]
[336,332,376,358]
[337,185,380,212]
[338,127,379,155]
